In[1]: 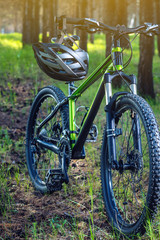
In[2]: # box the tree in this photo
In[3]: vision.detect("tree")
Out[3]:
[155,0,160,56]
[79,0,88,51]
[138,0,155,98]
[49,0,58,39]
[22,0,32,45]
[42,0,50,43]
[104,1,117,57]
[89,0,95,44]
[0,0,22,33]
[32,0,40,43]
[22,0,40,45]
[42,0,58,43]
[116,0,128,49]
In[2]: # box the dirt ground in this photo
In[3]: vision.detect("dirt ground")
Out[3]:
[0,79,111,239]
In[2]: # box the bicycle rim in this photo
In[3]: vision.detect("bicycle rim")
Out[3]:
[27,93,64,187]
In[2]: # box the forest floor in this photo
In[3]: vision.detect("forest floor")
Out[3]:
[0,78,160,240]
[0,32,160,239]
[0,78,113,240]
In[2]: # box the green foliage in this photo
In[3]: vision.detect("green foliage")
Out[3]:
[0,32,160,239]
[0,164,13,216]
[0,33,40,81]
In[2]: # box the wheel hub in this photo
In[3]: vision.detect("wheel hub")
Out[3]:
[118,150,143,182]
[128,150,143,183]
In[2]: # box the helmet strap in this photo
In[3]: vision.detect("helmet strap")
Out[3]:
[65,32,79,48]
[56,32,65,44]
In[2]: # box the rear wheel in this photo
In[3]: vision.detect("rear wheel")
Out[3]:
[26,86,69,193]
[101,94,160,236]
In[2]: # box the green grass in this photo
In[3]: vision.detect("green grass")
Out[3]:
[0,32,160,239]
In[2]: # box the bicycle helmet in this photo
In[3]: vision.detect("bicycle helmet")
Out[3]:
[32,43,89,81]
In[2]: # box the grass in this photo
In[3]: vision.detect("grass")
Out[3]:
[0,32,160,239]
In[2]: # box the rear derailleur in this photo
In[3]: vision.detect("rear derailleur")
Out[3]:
[45,135,71,192]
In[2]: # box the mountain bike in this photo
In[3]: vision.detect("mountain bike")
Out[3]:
[26,16,160,237]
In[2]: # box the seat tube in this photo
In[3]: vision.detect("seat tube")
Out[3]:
[68,82,76,149]
[69,99,76,149]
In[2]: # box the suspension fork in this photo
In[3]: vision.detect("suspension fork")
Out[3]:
[104,38,123,168]
[130,81,143,154]
[104,74,117,169]
[104,71,142,169]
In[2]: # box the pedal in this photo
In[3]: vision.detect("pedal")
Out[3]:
[86,124,98,142]
[45,169,64,192]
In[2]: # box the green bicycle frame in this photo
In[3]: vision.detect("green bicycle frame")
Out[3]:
[69,46,123,159]
[35,42,137,160]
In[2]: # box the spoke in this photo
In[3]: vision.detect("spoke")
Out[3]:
[126,116,135,154]
[112,105,150,224]
[30,95,64,182]
[119,112,129,158]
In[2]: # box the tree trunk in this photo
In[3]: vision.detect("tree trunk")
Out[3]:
[48,0,58,40]
[22,0,32,45]
[104,0,117,57]
[23,0,40,45]
[89,0,95,44]
[22,0,28,45]
[117,0,127,25]
[156,0,160,56]
[117,0,128,49]
[79,0,88,51]
[138,0,155,98]
[42,0,50,43]
[53,0,58,37]
[76,0,79,36]
[32,0,40,43]
[49,0,54,41]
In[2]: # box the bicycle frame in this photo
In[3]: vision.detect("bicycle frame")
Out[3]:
[68,43,138,159]
[69,54,112,158]
[26,18,160,233]
[36,39,139,162]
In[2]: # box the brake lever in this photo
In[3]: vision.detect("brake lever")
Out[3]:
[84,18,100,27]
[143,23,159,36]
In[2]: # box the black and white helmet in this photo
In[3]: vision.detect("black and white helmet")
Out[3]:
[32,43,89,81]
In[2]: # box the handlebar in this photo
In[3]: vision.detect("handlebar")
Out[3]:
[56,16,160,36]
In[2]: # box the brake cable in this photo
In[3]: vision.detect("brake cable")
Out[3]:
[111,33,139,93]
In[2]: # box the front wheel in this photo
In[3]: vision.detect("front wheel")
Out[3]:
[101,94,160,237]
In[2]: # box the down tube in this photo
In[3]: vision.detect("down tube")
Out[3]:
[72,78,105,159]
